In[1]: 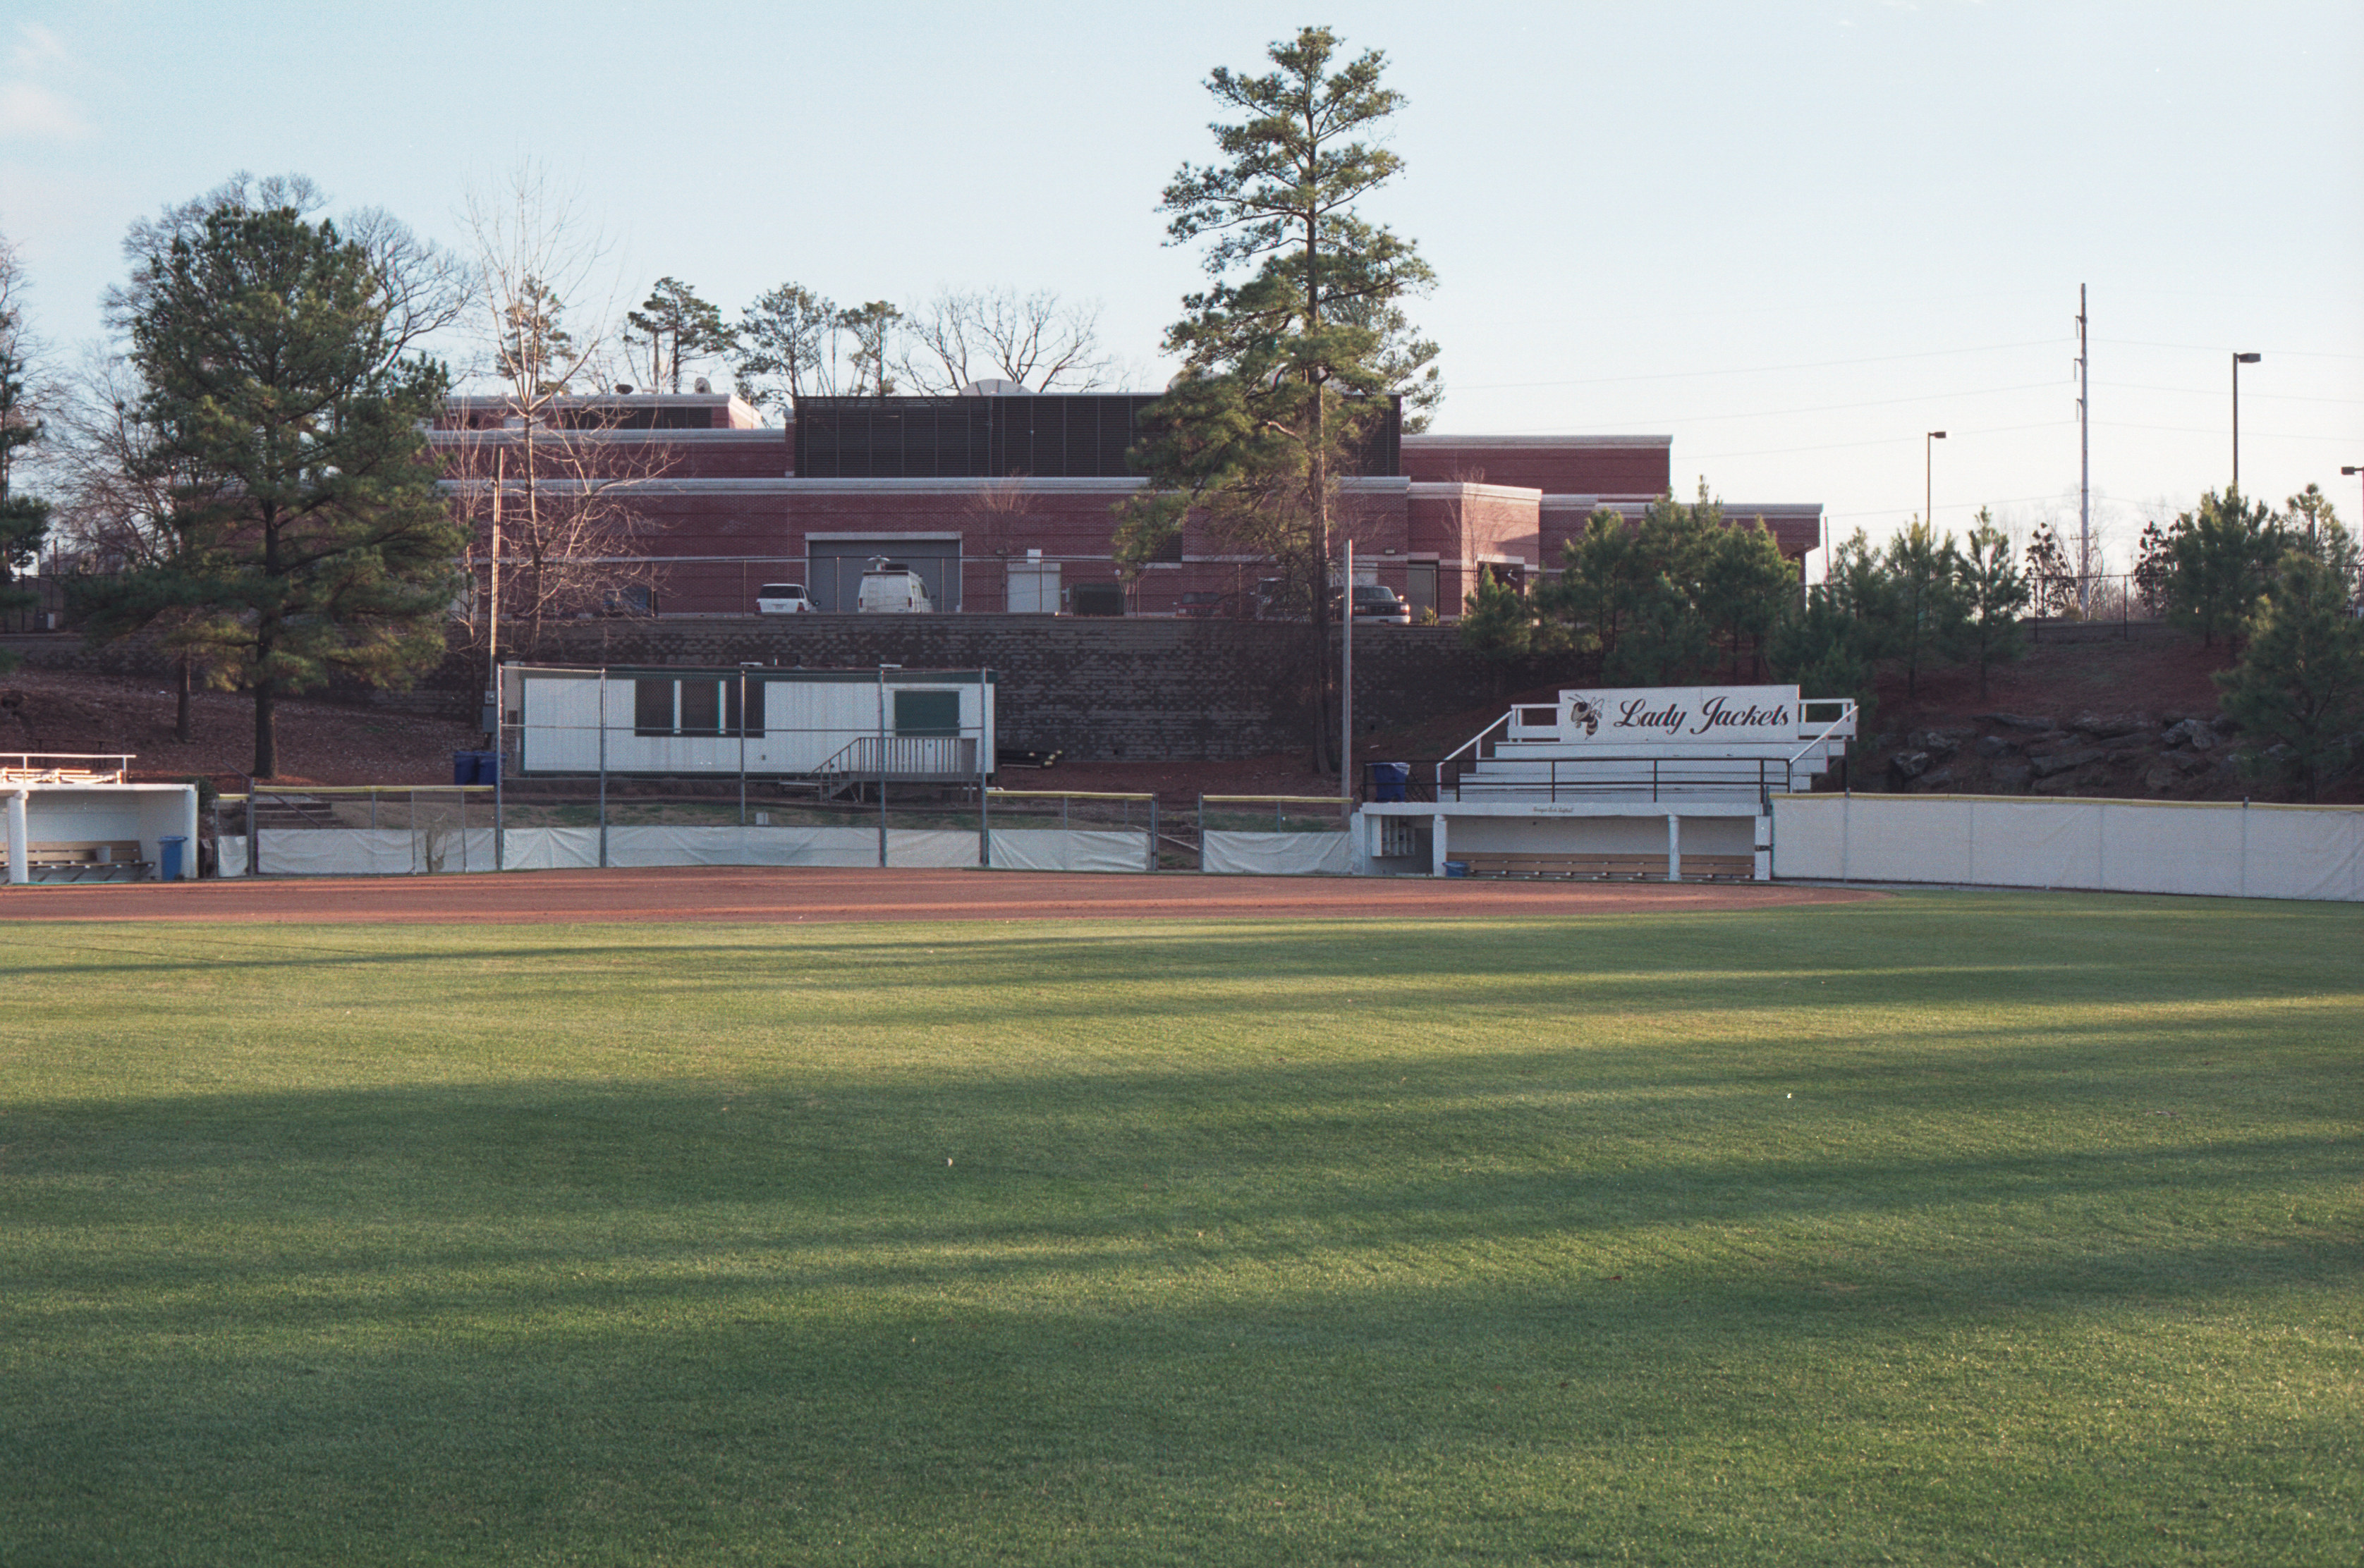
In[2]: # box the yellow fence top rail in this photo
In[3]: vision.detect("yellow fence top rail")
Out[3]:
[1200,795,1354,807]
[217,785,496,803]
[986,788,1156,802]
[1769,791,2364,815]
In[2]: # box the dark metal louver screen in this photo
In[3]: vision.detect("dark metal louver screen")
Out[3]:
[792,394,1400,479]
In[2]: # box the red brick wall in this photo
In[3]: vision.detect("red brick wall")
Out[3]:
[1403,437,1669,496]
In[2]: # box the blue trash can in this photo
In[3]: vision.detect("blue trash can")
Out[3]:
[1444,859,1469,878]
[475,749,499,786]
[158,835,188,882]
[1370,761,1408,802]
[453,750,479,786]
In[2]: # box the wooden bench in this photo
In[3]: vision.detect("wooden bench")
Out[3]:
[1458,850,1758,883]
[1,840,154,883]
[1460,852,1669,881]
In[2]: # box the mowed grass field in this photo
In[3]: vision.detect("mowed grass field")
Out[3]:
[2,891,2358,1566]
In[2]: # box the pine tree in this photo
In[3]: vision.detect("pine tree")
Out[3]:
[0,252,51,647]
[1121,25,1437,772]
[1456,571,1535,698]
[76,204,463,777]
[2215,541,2364,800]
[2131,517,2173,616]
[1881,520,1967,697]
[2023,522,2076,618]
[2164,488,2281,649]
[625,277,733,393]
[1956,509,2030,697]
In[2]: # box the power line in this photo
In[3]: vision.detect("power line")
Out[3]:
[2093,336,2364,362]
[1448,337,2064,393]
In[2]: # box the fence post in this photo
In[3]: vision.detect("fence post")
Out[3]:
[245,788,257,877]
[494,758,504,872]
[1148,796,1159,873]
[597,669,609,870]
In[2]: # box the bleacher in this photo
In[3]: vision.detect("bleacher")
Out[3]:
[1438,689,1855,806]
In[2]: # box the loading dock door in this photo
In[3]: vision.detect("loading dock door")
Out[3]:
[807,538,961,612]
[1006,561,1059,613]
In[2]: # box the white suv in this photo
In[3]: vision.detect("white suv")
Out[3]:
[755,583,815,614]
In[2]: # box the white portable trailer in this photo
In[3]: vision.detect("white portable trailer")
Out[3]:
[511,665,996,781]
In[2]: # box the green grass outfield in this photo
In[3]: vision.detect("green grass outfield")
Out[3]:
[2,891,2358,1565]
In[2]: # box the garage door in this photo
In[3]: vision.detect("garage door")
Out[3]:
[806,537,962,612]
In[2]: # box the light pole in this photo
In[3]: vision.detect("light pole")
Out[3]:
[876,663,900,868]
[1925,431,1946,532]
[2231,353,2261,492]
[2343,467,2362,540]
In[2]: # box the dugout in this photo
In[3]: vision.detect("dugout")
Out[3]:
[3,757,200,883]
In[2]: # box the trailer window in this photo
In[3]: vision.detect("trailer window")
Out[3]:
[680,680,722,736]
[894,690,961,737]
[633,676,758,737]
[635,678,674,737]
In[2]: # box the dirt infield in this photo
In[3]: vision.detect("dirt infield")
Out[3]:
[0,867,1880,926]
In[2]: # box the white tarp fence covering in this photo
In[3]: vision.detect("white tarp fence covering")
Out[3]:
[1772,793,2364,902]
[216,835,247,877]
[1201,830,1354,877]
[256,827,498,877]
[987,828,1151,874]
[240,824,985,875]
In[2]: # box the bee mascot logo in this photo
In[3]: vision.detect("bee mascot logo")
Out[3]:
[1568,698,1602,737]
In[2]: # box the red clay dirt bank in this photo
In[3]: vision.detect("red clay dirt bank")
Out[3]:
[0,866,1881,926]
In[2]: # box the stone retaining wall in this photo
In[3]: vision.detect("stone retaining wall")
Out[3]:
[6,618,1532,761]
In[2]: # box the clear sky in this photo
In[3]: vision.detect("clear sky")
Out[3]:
[4,1,2358,574]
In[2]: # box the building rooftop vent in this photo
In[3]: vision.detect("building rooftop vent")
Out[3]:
[958,378,1031,397]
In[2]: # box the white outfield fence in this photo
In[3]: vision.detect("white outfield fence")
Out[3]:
[1198,796,1355,877]
[1772,792,2364,902]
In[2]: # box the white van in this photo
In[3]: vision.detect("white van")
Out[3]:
[755,583,815,615]
[857,564,934,614]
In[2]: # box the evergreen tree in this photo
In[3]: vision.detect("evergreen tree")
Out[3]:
[2131,517,2173,616]
[1954,510,2029,697]
[75,204,463,777]
[733,283,843,413]
[1767,589,1879,726]
[1540,507,1639,670]
[836,301,903,397]
[1456,571,1536,697]
[2023,522,2077,617]
[1695,515,1796,682]
[0,238,51,648]
[625,277,733,393]
[497,274,580,398]
[2164,487,2281,649]
[2215,539,2364,800]
[1121,25,1436,771]
[1766,529,1890,725]
[1879,520,1966,697]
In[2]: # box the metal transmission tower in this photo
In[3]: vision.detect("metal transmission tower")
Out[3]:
[2074,284,2091,617]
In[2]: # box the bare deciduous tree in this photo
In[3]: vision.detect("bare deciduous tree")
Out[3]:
[107,171,468,357]
[895,287,1111,395]
[449,163,671,671]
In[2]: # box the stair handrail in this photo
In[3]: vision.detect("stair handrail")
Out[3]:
[1434,711,1512,799]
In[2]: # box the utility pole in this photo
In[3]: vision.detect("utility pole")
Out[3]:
[1925,430,1946,539]
[1341,539,1355,802]
[2231,352,2262,491]
[2075,285,2091,618]
[486,446,503,744]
